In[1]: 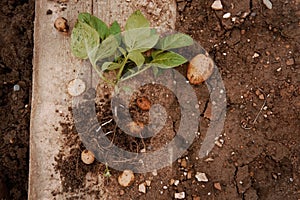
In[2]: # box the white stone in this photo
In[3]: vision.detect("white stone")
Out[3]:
[174,192,185,199]
[174,180,180,186]
[138,183,146,193]
[195,172,209,182]
[223,12,231,19]
[252,52,260,58]
[211,0,223,10]
[263,0,272,9]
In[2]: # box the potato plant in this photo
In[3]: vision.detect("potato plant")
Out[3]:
[71,10,193,84]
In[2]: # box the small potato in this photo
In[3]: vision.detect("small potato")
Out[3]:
[136,97,151,111]
[127,121,144,134]
[54,17,69,32]
[118,170,135,187]
[187,54,214,85]
[81,149,95,164]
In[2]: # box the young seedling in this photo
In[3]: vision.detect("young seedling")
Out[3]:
[71,10,194,85]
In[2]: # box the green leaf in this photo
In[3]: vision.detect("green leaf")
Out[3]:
[118,47,127,56]
[109,21,121,35]
[128,51,145,67]
[124,28,159,52]
[71,21,100,59]
[151,50,164,58]
[93,35,119,62]
[125,10,150,30]
[78,12,109,40]
[101,62,122,71]
[156,33,193,50]
[151,51,187,68]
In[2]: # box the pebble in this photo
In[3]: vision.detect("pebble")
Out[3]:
[187,170,192,179]
[211,0,223,10]
[138,183,146,193]
[214,182,222,191]
[152,170,158,176]
[175,192,185,199]
[195,172,208,182]
[286,58,295,66]
[13,84,20,91]
[215,140,223,148]
[259,94,265,100]
[223,12,231,19]
[174,180,180,186]
[145,180,151,186]
[252,52,260,58]
[119,190,125,195]
[263,0,273,9]
[204,157,214,162]
[276,67,282,72]
[181,159,187,168]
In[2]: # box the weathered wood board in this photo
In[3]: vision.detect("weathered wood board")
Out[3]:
[29,0,176,199]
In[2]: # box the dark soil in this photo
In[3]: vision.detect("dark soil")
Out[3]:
[0,0,34,199]
[1,0,299,199]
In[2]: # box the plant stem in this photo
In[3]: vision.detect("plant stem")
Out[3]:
[116,55,129,81]
[92,63,115,86]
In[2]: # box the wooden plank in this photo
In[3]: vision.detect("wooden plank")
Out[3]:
[29,0,176,199]
[29,1,93,199]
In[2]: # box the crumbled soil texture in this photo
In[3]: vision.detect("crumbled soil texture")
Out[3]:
[54,0,299,199]
[0,0,34,199]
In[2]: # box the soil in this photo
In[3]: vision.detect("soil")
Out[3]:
[0,0,299,200]
[0,0,34,199]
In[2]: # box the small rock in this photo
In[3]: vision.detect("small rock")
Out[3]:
[263,0,273,9]
[276,67,282,72]
[187,170,192,179]
[119,190,125,195]
[181,159,187,168]
[175,192,185,199]
[286,58,295,66]
[145,180,151,186]
[152,170,158,176]
[204,157,214,162]
[195,172,208,182]
[252,52,260,58]
[13,84,20,91]
[118,170,135,187]
[223,12,231,19]
[174,180,180,186]
[178,1,187,12]
[138,183,146,193]
[211,0,223,10]
[215,140,223,148]
[214,182,222,191]
[163,186,168,189]
[259,94,265,100]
